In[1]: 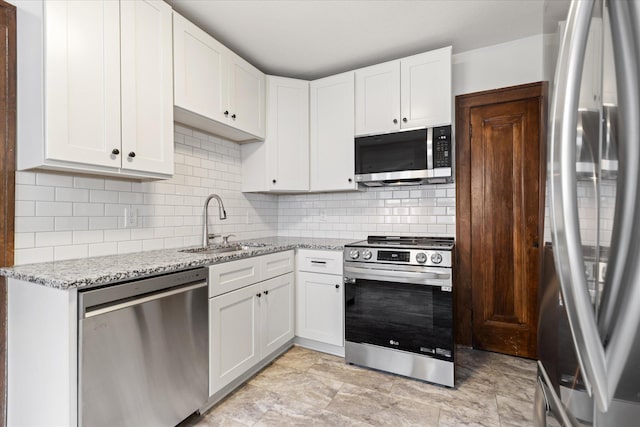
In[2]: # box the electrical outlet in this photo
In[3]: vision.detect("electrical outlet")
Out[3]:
[123,207,138,228]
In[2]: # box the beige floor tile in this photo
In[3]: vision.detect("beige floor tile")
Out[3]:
[327,383,440,426]
[194,346,537,427]
[249,362,343,409]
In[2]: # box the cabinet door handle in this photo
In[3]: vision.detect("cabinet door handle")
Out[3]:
[231,114,237,120]
[111,148,120,155]
[403,117,408,123]
[348,178,353,183]
[264,290,269,295]
[335,284,340,289]
[224,110,229,116]
[272,179,277,184]
[311,260,327,265]
[128,152,136,158]
[393,119,398,124]
[256,293,262,298]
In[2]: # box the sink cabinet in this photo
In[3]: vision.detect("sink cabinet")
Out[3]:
[16,0,174,179]
[208,251,294,396]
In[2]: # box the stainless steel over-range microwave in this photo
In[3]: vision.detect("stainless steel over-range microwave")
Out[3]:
[354,126,453,186]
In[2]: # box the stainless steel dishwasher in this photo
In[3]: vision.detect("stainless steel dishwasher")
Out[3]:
[78,268,208,427]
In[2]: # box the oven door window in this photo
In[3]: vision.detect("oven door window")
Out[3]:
[355,129,427,175]
[345,278,453,360]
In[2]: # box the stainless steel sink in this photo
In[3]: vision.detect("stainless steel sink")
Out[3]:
[179,242,270,255]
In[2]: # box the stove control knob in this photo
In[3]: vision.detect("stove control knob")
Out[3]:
[431,253,443,264]
[349,249,360,259]
[416,252,427,264]
[362,250,372,260]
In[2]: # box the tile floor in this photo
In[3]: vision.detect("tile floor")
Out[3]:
[190,345,537,426]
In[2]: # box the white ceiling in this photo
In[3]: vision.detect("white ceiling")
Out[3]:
[166,0,558,80]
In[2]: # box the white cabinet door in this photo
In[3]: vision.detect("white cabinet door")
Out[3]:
[209,283,261,396]
[266,76,309,191]
[44,0,121,168]
[261,273,295,357]
[295,271,344,347]
[227,54,266,139]
[310,71,357,192]
[400,47,452,129]
[173,12,227,126]
[355,61,400,136]
[120,0,174,175]
[208,257,261,298]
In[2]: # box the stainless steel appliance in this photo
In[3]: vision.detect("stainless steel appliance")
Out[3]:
[537,0,640,425]
[343,236,455,387]
[78,268,208,427]
[354,126,453,186]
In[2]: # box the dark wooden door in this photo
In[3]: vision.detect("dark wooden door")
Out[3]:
[468,97,541,358]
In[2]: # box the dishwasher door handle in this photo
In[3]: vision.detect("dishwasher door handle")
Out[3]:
[83,282,207,319]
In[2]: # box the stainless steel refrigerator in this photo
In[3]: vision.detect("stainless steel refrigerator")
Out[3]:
[536,0,640,425]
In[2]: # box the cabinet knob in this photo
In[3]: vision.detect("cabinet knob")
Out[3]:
[264,290,269,295]
[128,152,136,158]
[402,117,408,123]
[348,178,352,183]
[231,114,237,120]
[111,148,120,155]
[256,293,262,298]
[393,119,398,124]
[335,284,340,289]
[272,179,277,184]
[224,110,229,116]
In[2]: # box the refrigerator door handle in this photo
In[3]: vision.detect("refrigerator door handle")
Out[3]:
[600,0,640,403]
[549,0,610,411]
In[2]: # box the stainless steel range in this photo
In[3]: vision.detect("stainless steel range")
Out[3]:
[343,236,455,387]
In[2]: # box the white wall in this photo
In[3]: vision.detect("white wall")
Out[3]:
[452,34,544,96]
[13,125,278,265]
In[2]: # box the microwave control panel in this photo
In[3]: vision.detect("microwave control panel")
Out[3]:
[433,125,452,168]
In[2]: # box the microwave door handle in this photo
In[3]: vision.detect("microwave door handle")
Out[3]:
[549,0,609,411]
[600,0,640,401]
[427,127,434,170]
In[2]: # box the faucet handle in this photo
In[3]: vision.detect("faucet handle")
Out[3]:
[207,233,221,243]
[222,234,236,245]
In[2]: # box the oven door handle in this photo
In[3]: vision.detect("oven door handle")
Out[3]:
[343,265,450,286]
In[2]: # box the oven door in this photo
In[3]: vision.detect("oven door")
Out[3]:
[344,265,454,361]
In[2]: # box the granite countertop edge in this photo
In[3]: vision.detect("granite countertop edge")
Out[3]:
[0,237,354,290]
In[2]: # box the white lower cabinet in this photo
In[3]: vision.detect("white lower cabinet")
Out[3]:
[208,252,294,396]
[295,249,345,352]
[295,271,344,346]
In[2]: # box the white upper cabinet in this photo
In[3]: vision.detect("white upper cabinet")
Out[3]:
[355,46,452,136]
[173,12,266,142]
[354,61,401,136]
[242,76,309,193]
[120,0,174,175]
[310,71,357,192]
[17,0,174,179]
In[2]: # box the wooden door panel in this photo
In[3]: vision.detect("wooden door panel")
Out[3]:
[470,97,540,358]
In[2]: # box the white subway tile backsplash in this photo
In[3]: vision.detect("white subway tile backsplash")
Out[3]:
[36,201,72,217]
[73,176,104,190]
[55,187,89,203]
[55,217,88,231]
[14,233,34,249]
[88,242,118,257]
[90,190,119,204]
[14,247,54,265]
[35,231,72,247]
[15,217,54,233]
[15,201,35,217]
[54,245,88,261]
[36,172,73,188]
[105,179,132,192]
[73,230,104,245]
[16,185,54,201]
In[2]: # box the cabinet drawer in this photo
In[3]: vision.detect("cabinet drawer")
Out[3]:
[296,249,343,275]
[209,257,261,298]
[260,250,294,281]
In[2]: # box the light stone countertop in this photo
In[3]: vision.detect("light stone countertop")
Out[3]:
[0,237,356,290]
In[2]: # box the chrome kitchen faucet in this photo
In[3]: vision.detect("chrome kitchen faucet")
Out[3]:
[202,194,227,248]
